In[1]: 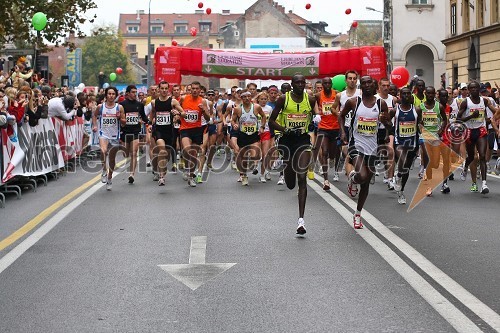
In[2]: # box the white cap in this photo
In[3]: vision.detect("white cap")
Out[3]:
[459,83,468,89]
[226,88,232,95]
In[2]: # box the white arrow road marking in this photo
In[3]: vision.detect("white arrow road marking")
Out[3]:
[158,236,236,291]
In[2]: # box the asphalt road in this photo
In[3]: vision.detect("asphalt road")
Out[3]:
[0,153,499,332]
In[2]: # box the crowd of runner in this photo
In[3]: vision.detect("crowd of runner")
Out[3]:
[2,71,500,234]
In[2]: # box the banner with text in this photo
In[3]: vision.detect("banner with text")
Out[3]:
[202,50,319,77]
[1,119,65,183]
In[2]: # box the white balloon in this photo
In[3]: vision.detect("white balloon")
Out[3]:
[78,83,85,90]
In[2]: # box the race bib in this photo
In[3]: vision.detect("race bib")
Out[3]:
[241,121,257,135]
[126,112,139,125]
[469,108,485,123]
[185,110,199,123]
[398,121,416,137]
[322,102,334,116]
[423,112,438,128]
[102,115,117,128]
[156,111,171,126]
[285,114,308,131]
[356,116,377,136]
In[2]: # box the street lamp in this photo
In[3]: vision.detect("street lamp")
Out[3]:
[147,0,152,87]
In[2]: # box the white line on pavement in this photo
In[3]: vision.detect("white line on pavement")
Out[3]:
[310,175,500,332]
[0,169,125,275]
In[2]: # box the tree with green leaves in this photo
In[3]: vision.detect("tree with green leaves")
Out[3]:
[0,0,97,50]
[81,25,134,86]
[341,24,383,48]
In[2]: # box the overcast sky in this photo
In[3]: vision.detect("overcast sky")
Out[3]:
[82,0,384,35]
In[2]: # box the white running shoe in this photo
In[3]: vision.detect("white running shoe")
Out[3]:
[242,176,249,186]
[237,175,243,182]
[153,172,160,181]
[158,177,165,186]
[106,179,112,191]
[101,170,107,183]
[397,191,406,205]
[188,178,197,187]
[353,214,363,229]
[347,171,359,197]
[481,183,489,194]
[332,172,339,182]
[460,169,467,181]
[182,172,189,181]
[231,161,237,170]
[277,175,285,185]
[264,171,272,181]
[296,218,306,235]
[259,176,267,183]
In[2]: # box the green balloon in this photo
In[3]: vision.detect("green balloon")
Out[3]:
[332,74,347,91]
[32,12,47,31]
[109,73,117,81]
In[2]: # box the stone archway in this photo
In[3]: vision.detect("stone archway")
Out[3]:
[405,44,435,87]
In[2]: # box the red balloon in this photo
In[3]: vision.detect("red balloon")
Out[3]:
[391,67,410,88]
[305,3,311,10]
[190,27,197,36]
[171,40,178,46]
[345,8,351,15]
[351,21,358,28]
[116,67,123,75]
[198,2,203,8]
[206,8,211,15]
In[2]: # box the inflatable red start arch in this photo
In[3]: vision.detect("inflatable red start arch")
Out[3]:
[154,46,387,84]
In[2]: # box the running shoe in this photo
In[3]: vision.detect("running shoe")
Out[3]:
[347,171,359,197]
[426,187,432,197]
[153,172,160,181]
[277,175,285,185]
[231,161,237,170]
[397,192,406,205]
[188,178,197,187]
[383,176,390,184]
[496,159,500,175]
[264,171,271,181]
[448,173,455,181]
[470,183,479,192]
[252,169,259,175]
[242,176,249,186]
[146,162,151,168]
[353,214,363,229]
[158,177,165,186]
[323,180,331,191]
[179,161,185,169]
[171,163,177,173]
[128,175,134,184]
[259,176,266,183]
[387,180,395,191]
[195,174,203,184]
[106,179,112,191]
[370,174,375,184]
[480,183,489,194]
[296,218,306,235]
[182,172,189,181]
[394,176,402,192]
[237,175,243,182]
[307,169,315,180]
[460,169,467,181]
[441,183,450,194]
[101,170,107,183]
[332,172,339,182]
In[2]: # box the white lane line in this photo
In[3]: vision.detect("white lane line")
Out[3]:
[0,169,125,275]
[189,236,207,264]
[312,175,500,331]
[309,179,482,332]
